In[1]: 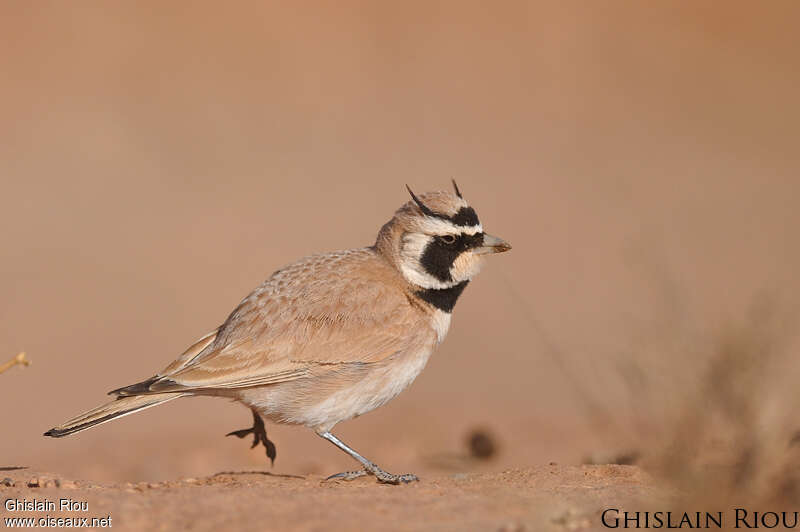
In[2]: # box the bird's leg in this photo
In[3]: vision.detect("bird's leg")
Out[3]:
[226,409,277,465]
[318,431,418,485]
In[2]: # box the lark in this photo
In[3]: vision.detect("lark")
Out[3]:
[45,182,511,484]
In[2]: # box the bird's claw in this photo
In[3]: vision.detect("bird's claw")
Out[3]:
[324,466,418,485]
[325,469,369,481]
[226,410,277,465]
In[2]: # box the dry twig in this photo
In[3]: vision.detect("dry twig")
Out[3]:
[0,352,31,376]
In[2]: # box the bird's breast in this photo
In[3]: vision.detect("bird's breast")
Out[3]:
[430,309,452,343]
[249,343,437,433]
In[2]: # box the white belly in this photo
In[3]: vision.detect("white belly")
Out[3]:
[240,312,450,433]
[297,345,435,432]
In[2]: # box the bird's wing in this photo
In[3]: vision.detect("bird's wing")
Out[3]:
[125,249,435,394]
[159,328,219,374]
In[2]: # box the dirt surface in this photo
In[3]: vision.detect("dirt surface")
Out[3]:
[0,465,654,531]
[2,3,800,531]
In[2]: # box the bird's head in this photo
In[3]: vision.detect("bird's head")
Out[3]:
[377,181,511,291]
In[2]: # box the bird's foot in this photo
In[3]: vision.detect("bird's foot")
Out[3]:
[325,469,369,481]
[372,469,419,485]
[325,464,418,485]
[226,410,276,465]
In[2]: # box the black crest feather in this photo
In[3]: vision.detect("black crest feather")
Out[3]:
[451,179,463,198]
[405,184,436,217]
[404,183,480,227]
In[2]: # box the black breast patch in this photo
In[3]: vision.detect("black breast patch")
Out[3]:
[416,281,469,313]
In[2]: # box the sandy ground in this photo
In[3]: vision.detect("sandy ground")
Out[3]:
[2,3,800,531]
[0,465,653,531]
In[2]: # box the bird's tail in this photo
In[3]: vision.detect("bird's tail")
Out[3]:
[44,393,186,438]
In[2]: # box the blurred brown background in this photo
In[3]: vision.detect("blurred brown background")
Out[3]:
[1,1,799,483]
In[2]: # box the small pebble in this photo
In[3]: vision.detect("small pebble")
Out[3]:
[27,477,60,488]
[1,478,14,487]
[467,429,497,460]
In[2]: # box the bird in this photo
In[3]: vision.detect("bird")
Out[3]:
[44,181,511,484]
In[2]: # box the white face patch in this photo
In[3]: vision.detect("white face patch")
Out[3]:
[399,227,485,290]
[399,233,458,289]
[416,217,483,236]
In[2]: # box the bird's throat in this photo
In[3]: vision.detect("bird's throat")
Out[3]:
[415,281,469,313]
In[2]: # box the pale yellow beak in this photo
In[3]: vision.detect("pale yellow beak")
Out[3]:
[474,233,512,255]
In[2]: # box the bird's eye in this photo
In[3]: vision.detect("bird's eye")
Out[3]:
[439,235,457,244]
